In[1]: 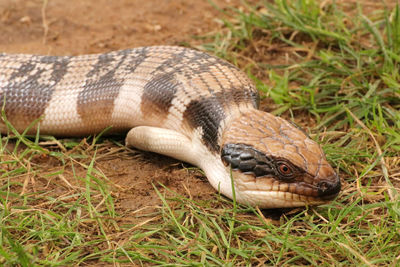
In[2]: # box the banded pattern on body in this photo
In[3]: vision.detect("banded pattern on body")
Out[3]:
[0,46,340,208]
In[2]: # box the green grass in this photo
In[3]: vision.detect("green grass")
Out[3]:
[1,0,400,265]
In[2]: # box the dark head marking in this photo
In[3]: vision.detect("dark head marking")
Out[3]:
[221,143,305,182]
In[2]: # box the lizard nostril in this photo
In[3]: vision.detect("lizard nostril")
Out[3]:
[317,175,341,200]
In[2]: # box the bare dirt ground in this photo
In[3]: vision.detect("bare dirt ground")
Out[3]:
[0,0,258,214]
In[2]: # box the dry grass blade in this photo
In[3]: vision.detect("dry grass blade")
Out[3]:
[344,107,396,201]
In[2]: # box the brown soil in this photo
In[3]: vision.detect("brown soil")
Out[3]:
[0,0,253,213]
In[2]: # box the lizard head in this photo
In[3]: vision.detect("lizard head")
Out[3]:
[220,109,340,208]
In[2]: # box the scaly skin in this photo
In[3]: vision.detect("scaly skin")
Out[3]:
[0,46,341,208]
[220,109,340,207]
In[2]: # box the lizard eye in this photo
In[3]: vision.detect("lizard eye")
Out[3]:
[277,161,295,178]
[279,163,291,174]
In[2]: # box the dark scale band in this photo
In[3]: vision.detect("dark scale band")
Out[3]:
[221,143,304,182]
